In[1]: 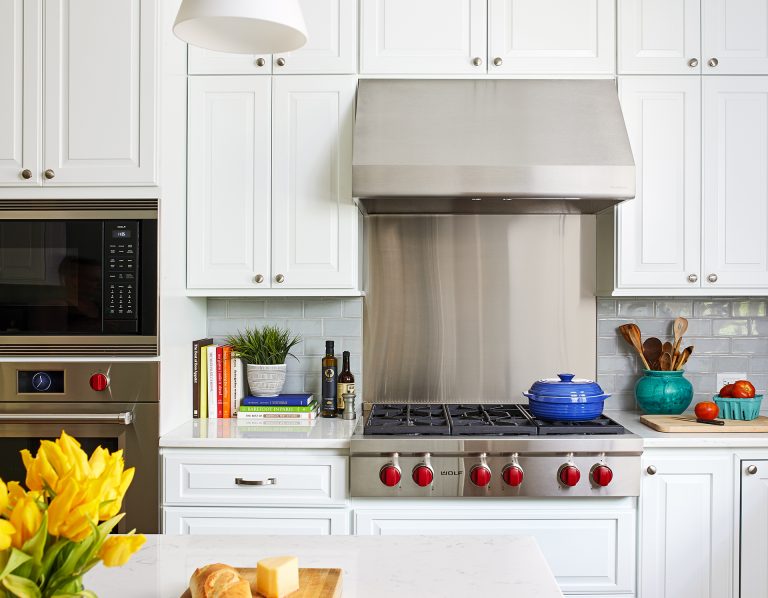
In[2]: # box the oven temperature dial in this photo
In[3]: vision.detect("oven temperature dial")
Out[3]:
[502,465,524,487]
[591,464,613,487]
[469,465,492,487]
[89,373,110,392]
[558,464,581,487]
[412,465,434,487]
[379,464,401,487]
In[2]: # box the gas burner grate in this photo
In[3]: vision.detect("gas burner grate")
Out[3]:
[528,412,626,435]
[448,404,538,436]
[364,404,451,436]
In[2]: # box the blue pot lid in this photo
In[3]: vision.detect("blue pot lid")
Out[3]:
[525,373,609,403]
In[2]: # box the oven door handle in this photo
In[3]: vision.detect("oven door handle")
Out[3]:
[0,412,134,425]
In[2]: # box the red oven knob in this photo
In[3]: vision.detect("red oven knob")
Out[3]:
[412,465,434,487]
[591,465,613,487]
[379,464,401,487]
[89,373,109,392]
[470,465,492,487]
[502,465,524,487]
[558,464,581,487]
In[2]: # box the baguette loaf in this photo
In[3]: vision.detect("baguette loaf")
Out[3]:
[189,563,251,598]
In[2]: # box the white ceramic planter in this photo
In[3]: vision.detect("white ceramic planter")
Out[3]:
[246,363,287,397]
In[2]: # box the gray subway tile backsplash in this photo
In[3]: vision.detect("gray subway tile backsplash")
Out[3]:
[599,297,768,412]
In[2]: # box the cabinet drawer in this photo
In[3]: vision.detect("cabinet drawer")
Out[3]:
[163,452,347,507]
[164,507,349,535]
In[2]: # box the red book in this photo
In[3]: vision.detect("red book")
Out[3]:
[222,346,232,418]
[216,346,224,418]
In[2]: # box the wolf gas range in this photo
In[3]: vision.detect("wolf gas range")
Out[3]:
[349,404,643,498]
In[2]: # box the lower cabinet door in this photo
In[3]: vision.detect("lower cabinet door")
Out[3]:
[741,460,768,598]
[353,507,636,595]
[163,507,349,535]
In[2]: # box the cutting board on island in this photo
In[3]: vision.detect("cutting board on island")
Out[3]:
[641,414,768,433]
[180,568,342,598]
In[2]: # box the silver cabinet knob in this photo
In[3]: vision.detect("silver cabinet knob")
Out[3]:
[20,169,32,180]
[646,465,657,475]
[708,57,719,67]
[44,169,55,180]
[253,274,264,284]
[493,57,503,67]
[255,57,266,67]
[688,58,699,68]
[472,57,482,66]
[707,273,718,283]
[687,274,698,283]
[747,465,758,475]
[275,274,285,283]
[276,57,286,67]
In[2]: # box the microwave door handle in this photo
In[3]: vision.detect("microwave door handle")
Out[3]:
[0,412,134,425]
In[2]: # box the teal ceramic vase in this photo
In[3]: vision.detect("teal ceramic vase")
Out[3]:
[634,370,694,415]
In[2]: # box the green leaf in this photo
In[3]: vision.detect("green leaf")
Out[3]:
[0,550,32,582]
[51,592,97,598]
[16,514,48,582]
[38,539,68,589]
[2,574,41,598]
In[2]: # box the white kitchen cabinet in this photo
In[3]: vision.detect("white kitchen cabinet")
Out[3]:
[164,507,349,535]
[187,76,358,292]
[187,77,272,289]
[360,0,487,75]
[487,0,615,75]
[702,0,768,75]
[638,452,733,598]
[740,460,768,598]
[615,77,701,290]
[618,0,701,74]
[354,506,636,595]
[702,77,768,289]
[188,0,357,75]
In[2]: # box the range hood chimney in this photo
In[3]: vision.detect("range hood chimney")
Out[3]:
[352,79,635,215]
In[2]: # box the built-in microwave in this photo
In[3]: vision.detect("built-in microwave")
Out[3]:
[0,199,158,356]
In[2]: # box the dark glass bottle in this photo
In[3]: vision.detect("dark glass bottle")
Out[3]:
[337,351,355,415]
[321,341,338,418]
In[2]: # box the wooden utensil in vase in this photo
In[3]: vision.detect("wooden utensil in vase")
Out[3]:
[618,323,651,370]
[643,337,663,371]
[675,346,694,370]
[671,317,688,367]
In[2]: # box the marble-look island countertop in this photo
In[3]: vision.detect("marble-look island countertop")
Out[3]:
[84,535,563,597]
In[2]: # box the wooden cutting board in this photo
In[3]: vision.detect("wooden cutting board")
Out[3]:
[180,568,342,598]
[641,414,768,433]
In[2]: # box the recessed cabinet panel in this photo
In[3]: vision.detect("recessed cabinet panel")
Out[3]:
[43,0,156,185]
[702,0,768,74]
[188,47,273,76]
[164,507,348,535]
[271,76,357,289]
[741,461,768,598]
[617,77,701,289]
[618,0,701,74]
[187,77,271,289]
[702,77,768,288]
[360,0,487,74]
[488,0,615,74]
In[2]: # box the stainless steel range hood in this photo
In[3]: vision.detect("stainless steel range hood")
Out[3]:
[353,79,635,215]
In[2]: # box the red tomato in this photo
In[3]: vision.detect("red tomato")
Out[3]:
[719,384,734,397]
[732,380,756,399]
[695,401,719,420]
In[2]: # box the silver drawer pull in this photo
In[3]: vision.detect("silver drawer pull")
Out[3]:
[235,477,276,486]
[0,412,133,425]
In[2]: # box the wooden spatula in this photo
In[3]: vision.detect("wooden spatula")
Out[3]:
[675,346,694,370]
[671,317,688,367]
[659,352,672,371]
[618,323,651,370]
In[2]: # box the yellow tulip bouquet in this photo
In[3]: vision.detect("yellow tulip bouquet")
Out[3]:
[0,432,145,597]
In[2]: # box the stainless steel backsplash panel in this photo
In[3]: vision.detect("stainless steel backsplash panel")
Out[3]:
[363,215,596,403]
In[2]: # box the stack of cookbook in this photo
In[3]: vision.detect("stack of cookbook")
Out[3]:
[237,393,318,425]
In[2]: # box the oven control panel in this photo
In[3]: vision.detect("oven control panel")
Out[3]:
[18,370,65,394]
[104,222,139,325]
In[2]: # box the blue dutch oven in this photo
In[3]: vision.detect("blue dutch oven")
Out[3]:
[523,373,609,421]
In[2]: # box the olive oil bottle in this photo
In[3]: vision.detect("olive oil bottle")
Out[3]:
[321,341,338,418]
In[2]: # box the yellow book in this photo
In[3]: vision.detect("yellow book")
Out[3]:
[200,344,208,419]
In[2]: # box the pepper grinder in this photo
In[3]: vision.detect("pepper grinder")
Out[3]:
[342,392,356,420]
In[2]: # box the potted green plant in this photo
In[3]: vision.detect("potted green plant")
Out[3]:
[226,325,301,396]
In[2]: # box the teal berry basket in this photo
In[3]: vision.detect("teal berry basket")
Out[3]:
[713,395,763,421]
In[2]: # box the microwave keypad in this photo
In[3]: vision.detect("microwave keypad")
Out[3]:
[104,223,139,321]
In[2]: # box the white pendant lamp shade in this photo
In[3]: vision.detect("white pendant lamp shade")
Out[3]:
[173,0,308,54]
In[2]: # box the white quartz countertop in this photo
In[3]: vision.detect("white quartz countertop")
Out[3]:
[160,417,358,449]
[606,410,768,448]
[83,534,563,598]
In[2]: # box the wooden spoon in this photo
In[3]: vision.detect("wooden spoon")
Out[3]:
[662,341,674,357]
[671,317,688,366]
[659,352,672,371]
[675,346,694,370]
[643,337,663,371]
[618,323,651,370]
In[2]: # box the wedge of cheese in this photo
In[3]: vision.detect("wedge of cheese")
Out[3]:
[256,556,299,598]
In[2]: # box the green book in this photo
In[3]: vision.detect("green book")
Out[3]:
[238,400,318,413]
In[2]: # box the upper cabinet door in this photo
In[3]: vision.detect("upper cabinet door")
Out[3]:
[618,0,701,74]
[0,0,39,186]
[43,0,156,185]
[360,0,488,74]
[488,0,615,74]
[702,0,768,74]
[702,76,768,289]
[187,77,272,290]
[617,77,702,290]
[271,76,357,289]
